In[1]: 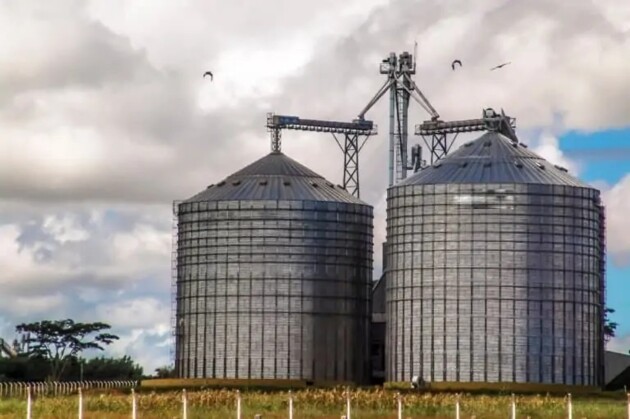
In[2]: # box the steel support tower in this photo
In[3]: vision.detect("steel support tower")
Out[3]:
[356,50,439,186]
[265,53,518,197]
[357,52,518,177]
[266,113,377,198]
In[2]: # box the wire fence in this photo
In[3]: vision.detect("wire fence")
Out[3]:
[2,384,630,419]
[0,380,137,397]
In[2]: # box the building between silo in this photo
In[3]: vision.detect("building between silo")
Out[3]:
[384,131,606,388]
[174,151,373,384]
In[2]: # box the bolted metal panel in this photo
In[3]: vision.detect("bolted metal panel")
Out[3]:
[174,152,373,383]
[188,152,364,204]
[385,134,605,387]
[400,132,588,187]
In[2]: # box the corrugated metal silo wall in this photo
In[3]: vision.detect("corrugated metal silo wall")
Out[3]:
[175,199,373,383]
[385,183,605,386]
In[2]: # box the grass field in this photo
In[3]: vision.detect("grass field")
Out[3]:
[0,388,628,418]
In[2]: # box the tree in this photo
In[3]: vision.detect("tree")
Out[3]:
[154,365,176,378]
[16,319,119,381]
[0,355,143,382]
[65,355,143,381]
[604,307,618,343]
[0,356,50,382]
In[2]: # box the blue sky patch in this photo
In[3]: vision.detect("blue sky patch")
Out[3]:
[560,128,630,336]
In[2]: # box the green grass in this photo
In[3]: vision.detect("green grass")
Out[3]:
[0,388,627,418]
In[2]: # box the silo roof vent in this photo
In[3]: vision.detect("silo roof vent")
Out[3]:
[183,151,370,204]
[396,131,589,187]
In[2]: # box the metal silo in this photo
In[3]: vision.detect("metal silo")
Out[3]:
[174,151,373,383]
[385,131,605,387]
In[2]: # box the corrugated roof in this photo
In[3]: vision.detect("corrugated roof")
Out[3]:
[185,152,367,204]
[605,351,630,384]
[399,131,589,187]
[229,151,321,178]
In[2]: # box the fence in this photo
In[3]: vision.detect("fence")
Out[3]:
[0,380,137,397]
[2,384,630,419]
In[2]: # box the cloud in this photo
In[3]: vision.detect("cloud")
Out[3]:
[108,327,173,374]
[0,204,171,294]
[95,297,169,331]
[3,0,630,205]
[531,133,581,175]
[607,333,630,355]
[95,295,172,373]
[0,1,153,96]
[2,0,630,374]
[600,175,630,266]
[273,0,630,130]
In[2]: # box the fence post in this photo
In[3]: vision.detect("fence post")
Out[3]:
[345,388,351,419]
[182,389,187,419]
[26,385,32,419]
[626,392,629,419]
[131,388,137,419]
[567,393,572,419]
[397,392,402,419]
[511,393,516,419]
[78,387,83,419]
[236,389,241,419]
[455,393,461,419]
[288,390,293,419]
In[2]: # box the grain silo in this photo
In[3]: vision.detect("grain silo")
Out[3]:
[174,151,373,383]
[385,130,605,387]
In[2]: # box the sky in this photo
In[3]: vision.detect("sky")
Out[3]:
[0,0,629,374]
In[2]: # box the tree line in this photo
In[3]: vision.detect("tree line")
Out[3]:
[0,319,174,382]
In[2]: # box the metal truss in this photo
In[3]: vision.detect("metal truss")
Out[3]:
[415,108,518,164]
[266,113,377,198]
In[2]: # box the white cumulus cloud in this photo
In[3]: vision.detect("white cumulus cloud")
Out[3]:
[1,0,630,373]
[599,175,630,266]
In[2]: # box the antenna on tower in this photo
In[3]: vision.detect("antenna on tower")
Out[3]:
[413,41,418,73]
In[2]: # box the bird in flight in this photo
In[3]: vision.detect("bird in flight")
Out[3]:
[451,59,462,70]
[490,62,511,71]
[203,71,213,81]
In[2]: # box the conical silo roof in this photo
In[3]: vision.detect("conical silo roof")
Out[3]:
[186,151,366,203]
[399,131,588,187]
